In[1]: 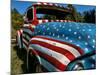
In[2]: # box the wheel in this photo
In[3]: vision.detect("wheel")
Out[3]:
[71,63,84,70]
[35,62,43,73]
[66,61,84,71]
[27,52,43,73]
[16,34,23,49]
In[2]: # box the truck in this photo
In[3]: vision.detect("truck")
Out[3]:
[16,2,96,73]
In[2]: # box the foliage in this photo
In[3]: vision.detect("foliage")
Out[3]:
[43,14,57,20]
[11,8,24,38]
[11,8,24,30]
[67,4,78,21]
[83,9,96,23]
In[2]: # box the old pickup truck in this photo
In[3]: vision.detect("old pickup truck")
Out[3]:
[16,2,96,73]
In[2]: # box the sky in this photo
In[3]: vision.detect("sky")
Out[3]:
[11,0,96,15]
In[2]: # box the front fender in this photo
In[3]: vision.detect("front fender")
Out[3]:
[16,29,23,49]
[28,44,42,64]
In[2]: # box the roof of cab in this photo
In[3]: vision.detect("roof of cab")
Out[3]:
[31,2,71,13]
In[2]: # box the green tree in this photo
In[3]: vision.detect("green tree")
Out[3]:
[83,9,95,23]
[11,8,24,30]
[67,4,78,21]
[11,8,24,38]
[77,12,84,22]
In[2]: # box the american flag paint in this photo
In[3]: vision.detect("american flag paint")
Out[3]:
[22,22,96,71]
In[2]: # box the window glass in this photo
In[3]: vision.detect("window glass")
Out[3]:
[26,8,33,21]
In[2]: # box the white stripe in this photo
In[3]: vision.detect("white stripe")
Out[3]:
[23,33,30,41]
[31,25,36,28]
[49,3,53,6]
[23,38,28,46]
[43,2,48,5]
[28,47,61,71]
[39,20,43,24]
[45,19,48,22]
[56,20,59,22]
[31,37,81,57]
[37,2,41,5]
[23,43,27,50]
[20,29,23,33]
[60,20,63,22]
[17,31,21,48]
[51,20,54,22]
[23,24,29,27]
[23,29,32,35]
[55,4,58,6]
[40,56,61,71]
[30,44,70,65]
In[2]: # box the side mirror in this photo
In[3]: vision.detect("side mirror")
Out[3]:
[23,16,26,21]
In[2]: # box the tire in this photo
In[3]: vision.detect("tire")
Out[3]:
[70,62,84,71]
[71,63,84,71]
[16,34,23,50]
[66,61,84,71]
[27,52,43,73]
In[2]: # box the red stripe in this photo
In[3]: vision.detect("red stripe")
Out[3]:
[23,39,28,47]
[42,20,46,23]
[30,49,66,71]
[23,26,34,32]
[32,36,84,55]
[30,40,75,61]
[19,30,22,35]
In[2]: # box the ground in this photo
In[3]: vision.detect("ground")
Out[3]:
[11,42,27,75]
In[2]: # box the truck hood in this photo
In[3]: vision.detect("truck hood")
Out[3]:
[33,22,96,54]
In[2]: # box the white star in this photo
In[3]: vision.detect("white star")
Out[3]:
[77,26,79,29]
[49,32,51,35]
[78,36,81,39]
[62,26,65,28]
[85,48,88,51]
[43,26,45,28]
[53,33,55,36]
[85,42,88,45]
[62,34,65,37]
[92,64,95,68]
[89,29,92,31]
[54,27,56,29]
[69,24,72,27]
[92,56,95,60]
[82,29,85,31]
[76,44,80,47]
[68,29,71,32]
[66,37,68,40]
[43,33,45,35]
[57,35,60,38]
[47,27,50,30]
[92,45,95,48]
[56,29,59,31]
[74,32,77,35]
[59,25,62,27]
[93,39,95,43]
[70,40,73,43]
[87,35,91,39]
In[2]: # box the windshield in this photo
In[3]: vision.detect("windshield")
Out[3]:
[36,6,71,20]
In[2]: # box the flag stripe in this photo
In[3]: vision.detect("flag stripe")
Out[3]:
[30,37,81,57]
[30,40,76,61]
[29,48,61,71]
[30,44,70,65]
[32,36,84,55]
[23,38,28,48]
[29,48,67,71]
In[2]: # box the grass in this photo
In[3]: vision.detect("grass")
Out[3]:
[11,44,27,75]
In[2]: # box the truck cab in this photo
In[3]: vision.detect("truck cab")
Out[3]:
[16,2,96,73]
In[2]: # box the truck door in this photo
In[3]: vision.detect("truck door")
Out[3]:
[22,7,34,49]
